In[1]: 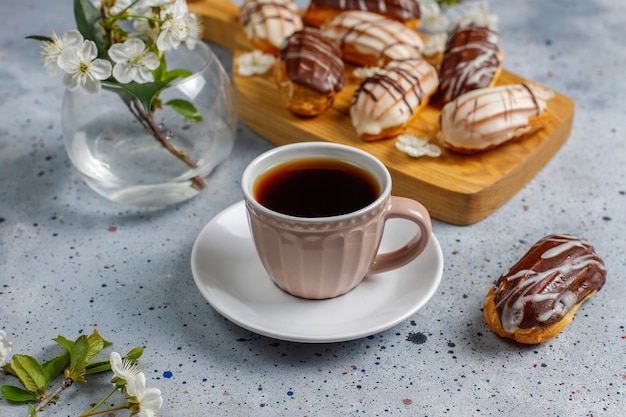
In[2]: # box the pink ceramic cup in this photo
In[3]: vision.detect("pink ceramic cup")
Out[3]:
[241,142,432,299]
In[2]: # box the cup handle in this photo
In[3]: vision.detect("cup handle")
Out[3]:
[368,196,432,275]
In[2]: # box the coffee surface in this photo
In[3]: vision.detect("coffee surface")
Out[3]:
[254,158,380,217]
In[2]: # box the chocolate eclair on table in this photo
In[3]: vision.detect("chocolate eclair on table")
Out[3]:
[350,58,439,141]
[304,0,421,29]
[439,83,553,153]
[434,20,503,105]
[239,0,303,56]
[320,11,425,67]
[484,234,606,344]
[275,27,345,117]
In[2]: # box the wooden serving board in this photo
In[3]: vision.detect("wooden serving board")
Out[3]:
[190,0,575,225]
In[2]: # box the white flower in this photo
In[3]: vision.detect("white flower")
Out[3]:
[109,0,133,15]
[422,32,448,57]
[417,0,451,34]
[41,30,83,76]
[237,50,275,76]
[0,330,13,366]
[156,0,190,51]
[58,39,112,94]
[396,134,442,158]
[184,13,202,50]
[109,38,160,84]
[126,372,163,417]
[110,351,140,383]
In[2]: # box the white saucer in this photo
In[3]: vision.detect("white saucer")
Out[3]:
[191,201,444,343]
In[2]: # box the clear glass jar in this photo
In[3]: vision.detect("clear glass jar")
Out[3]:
[62,42,237,207]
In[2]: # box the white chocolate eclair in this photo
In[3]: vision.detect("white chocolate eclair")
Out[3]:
[439,83,554,153]
[239,0,303,56]
[320,11,425,67]
[350,58,439,141]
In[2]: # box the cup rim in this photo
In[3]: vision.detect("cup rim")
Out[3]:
[241,142,392,223]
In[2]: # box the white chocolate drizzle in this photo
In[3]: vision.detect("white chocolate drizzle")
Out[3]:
[321,11,425,66]
[239,0,303,53]
[350,58,439,137]
[439,83,554,152]
[495,234,606,333]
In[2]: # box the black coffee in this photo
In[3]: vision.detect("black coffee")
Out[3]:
[254,158,380,217]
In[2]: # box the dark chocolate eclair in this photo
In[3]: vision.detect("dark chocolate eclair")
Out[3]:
[435,21,501,104]
[280,27,345,95]
[493,234,606,333]
[308,0,420,22]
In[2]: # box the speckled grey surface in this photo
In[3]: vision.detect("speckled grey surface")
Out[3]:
[1,0,624,416]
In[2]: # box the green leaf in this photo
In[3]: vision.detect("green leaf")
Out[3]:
[166,99,203,122]
[84,359,112,375]
[125,346,144,361]
[68,335,89,382]
[117,81,170,113]
[85,330,106,362]
[26,35,54,42]
[162,69,194,83]
[53,335,74,352]
[1,385,39,403]
[42,353,70,386]
[74,0,108,58]
[10,355,48,395]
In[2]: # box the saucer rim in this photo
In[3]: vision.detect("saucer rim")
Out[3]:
[191,200,444,343]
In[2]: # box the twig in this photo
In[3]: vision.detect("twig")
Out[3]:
[28,378,73,417]
[127,98,207,190]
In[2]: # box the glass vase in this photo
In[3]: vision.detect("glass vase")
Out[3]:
[62,42,237,208]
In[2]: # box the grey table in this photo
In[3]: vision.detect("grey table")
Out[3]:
[1,0,624,416]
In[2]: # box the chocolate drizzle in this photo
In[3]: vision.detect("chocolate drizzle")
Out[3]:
[310,0,420,21]
[350,58,439,138]
[321,11,424,66]
[494,234,606,332]
[280,27,345,94]
[436,22,501,104]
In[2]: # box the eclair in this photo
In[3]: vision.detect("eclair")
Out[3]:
[484,234,606,344]
[350,58,439,141]
[275,27,346,117]
[439,83,554,153]
[434,20,503,105]
[320,11,425,67]
[239,0,303,56]
[304,0,421,29]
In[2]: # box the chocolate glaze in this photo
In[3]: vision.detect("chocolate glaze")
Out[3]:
[310,0,420,21]
[352,59,429,112]
[494,234,606,332]
[240,0,300,28]
[436,22,500,104]
[280,27,345,94]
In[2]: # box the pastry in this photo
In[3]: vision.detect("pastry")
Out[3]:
[304,0,421,29]
[484,234,606,344]
[350,58,439,140]
[439,83,553,153]
[239,0,303,56]
[275,27,346,117]
[434,21,503,105]
[320,11,425,67]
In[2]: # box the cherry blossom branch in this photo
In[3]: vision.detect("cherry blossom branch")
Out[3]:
[126,98,207,190]
[28,378,73,417]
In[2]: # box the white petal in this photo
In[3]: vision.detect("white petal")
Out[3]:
[82,76,102,94]
[61,30,84,47]
[142,52,160,70]
[113,62,134,83]
[135,67,155,83]
[90,59,112,80]
[0,330,12,366]
[62,72,80,90]
[108,43,131,63]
